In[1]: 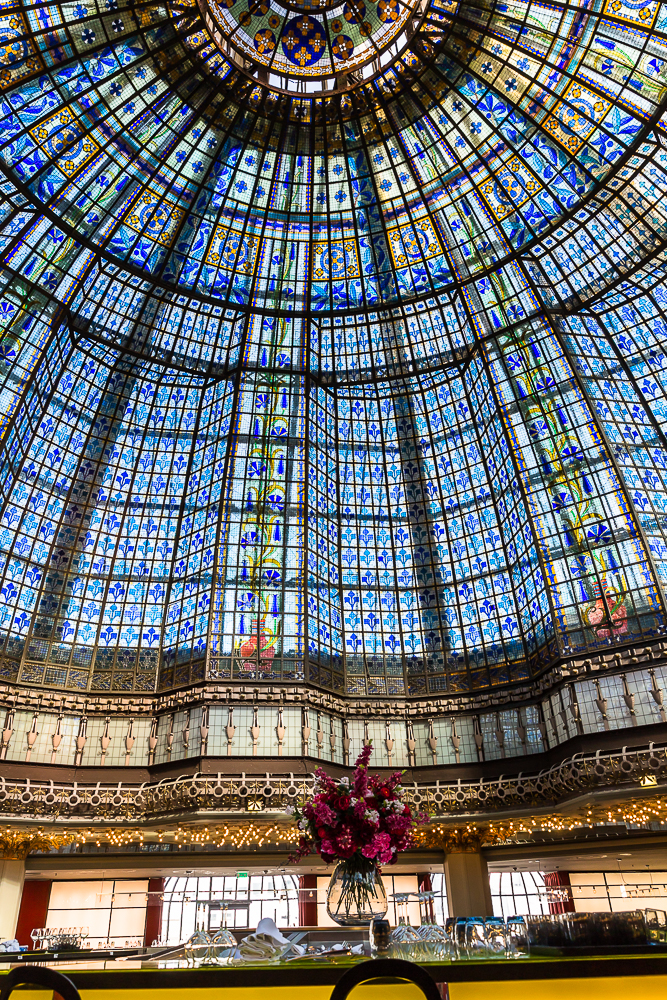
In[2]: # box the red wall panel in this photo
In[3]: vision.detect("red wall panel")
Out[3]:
[298,874,318,927]
[144,877,165,946]
[15,880,51,946]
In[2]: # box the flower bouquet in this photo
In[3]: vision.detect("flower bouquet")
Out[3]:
[289,744,428,925]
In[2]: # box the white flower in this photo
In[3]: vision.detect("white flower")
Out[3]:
[298,819,308,830]
[365,809,380,825]
[285,805,295,815]
[392,800,405,813]
[339,776,350,786]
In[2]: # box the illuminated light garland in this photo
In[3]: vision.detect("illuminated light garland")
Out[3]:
[2,792,667,859]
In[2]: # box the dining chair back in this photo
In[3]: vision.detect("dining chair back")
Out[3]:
[0,965,82,1000]
[329,958,443,1000]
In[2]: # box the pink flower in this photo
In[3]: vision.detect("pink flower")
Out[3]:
[314,802,337,826]
[361,831,392,861]
[314,767,339,794]
[335,827,356,859]
[353,745,372,798]
[373,831,392,852]
[289,744,426,868]
[385,813,411,835]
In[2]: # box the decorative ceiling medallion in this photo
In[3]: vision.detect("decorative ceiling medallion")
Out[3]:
[187,0,427,92]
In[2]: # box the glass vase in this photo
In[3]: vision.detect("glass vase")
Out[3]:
[326,857,388,926]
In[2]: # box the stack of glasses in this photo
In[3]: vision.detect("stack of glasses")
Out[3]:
[379,909,666,960]
[29,928,89,952]
[384,914,529,960]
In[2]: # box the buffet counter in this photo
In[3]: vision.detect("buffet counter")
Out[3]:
[2,953,667,1000]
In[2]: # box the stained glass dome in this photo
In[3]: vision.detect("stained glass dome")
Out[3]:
[179,0,430,92]
[0,0,665,701]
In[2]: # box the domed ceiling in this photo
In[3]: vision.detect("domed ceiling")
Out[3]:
[0,0,665,699]
[185,0,428,90]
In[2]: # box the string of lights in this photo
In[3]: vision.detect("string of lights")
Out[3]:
[3,791,667,860]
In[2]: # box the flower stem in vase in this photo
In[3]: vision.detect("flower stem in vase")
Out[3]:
[327,856,388,926]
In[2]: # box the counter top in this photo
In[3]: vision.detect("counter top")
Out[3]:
[3,952,667,987]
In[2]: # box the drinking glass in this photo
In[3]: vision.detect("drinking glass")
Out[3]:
[561,912,592,948]
[454,917,468,958]
[210,927,237,965]
[411,892,447,961]
[645,909,667,944]
[444,918,459,960]
[390,894,421,960]
[525,914,568,949]
[30,929,39,951]
[184,929,211,967]
[618,910,646,945]
[505,916,528,959]
[578,910,645,947]
[484,917,506,958]
[417,920,451,961]
[390,919,421,960]
[369,918,391,957]
[591,913,615,946]
[464,917,487,959]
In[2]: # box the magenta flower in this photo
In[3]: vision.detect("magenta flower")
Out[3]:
[314,802,337,826]
[288,745,429,866]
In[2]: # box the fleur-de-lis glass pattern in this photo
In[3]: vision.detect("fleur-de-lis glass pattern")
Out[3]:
[0,0,663,699]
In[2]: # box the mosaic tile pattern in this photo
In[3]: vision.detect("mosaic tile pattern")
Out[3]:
[0,0,663,696]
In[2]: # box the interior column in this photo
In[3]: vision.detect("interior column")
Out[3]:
[0,858,26,940]
[444,837,493,917]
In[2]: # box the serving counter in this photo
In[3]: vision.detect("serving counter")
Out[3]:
[2,952,667,1000]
